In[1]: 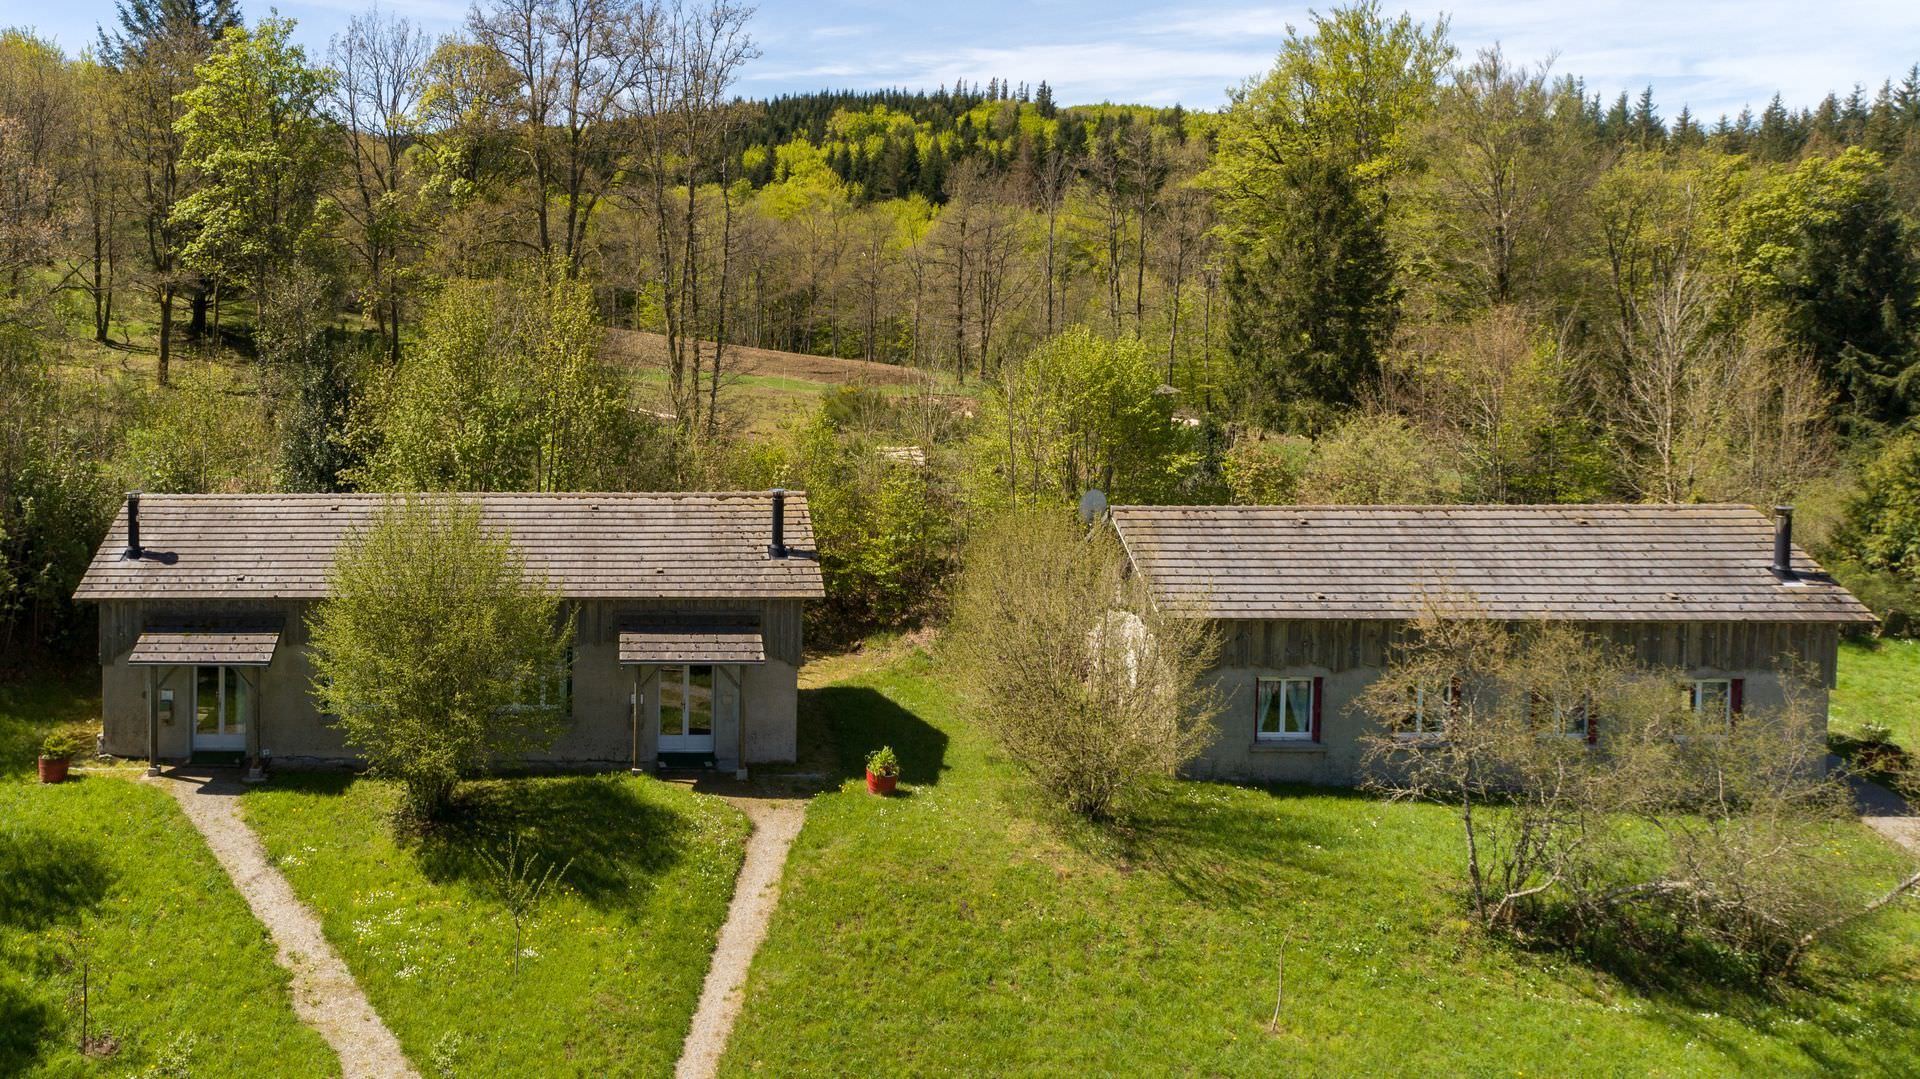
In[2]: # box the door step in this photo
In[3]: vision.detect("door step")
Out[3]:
[190,749,247,767]
[657,751,718,771]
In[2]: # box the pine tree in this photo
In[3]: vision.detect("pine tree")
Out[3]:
[1756,94,1801,159]
[1035,80,1056,118]
[1631,86,1663,148]
[1224,157,1397,432]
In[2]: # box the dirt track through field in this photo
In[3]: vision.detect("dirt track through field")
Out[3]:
[674,794,808,1079]
[155,771,418,1079]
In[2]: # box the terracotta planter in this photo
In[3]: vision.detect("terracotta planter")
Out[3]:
[866,769,897,796]
[37,756,69,784]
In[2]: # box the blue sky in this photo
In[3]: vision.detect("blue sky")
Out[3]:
[10,0,1920,121]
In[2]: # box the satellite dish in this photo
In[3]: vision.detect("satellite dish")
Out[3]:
[1077,489,1109,525]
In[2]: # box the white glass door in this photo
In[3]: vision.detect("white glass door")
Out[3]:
[658,665,715,753]
[192,666,248,751]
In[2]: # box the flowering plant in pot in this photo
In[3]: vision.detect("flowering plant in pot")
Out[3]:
[865,746,900,796]
[38,727,91,784]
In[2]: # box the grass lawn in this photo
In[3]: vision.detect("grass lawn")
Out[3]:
[722,651,1920,1077]
[1,669,336,1076]
[241,773,749,1077]
[1832,637,1920,750]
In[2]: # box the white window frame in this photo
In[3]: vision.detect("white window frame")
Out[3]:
[507,646,574,715]
[1399,682,1456,740]
[1255,677,1315,742]
[1690,679,1732,727]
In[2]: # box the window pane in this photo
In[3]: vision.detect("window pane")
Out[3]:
[1284,680,1313,734]
[660,666,685,737]
[1564,698,1587,736]
[1695,680,1729,721]
[196,667,219,735]
[688,666,714,736]
[1257,680,1282,735]
[226,668,249,740]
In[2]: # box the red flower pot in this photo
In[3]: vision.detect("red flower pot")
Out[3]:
[866,769,897,796]
[37,756,69,784]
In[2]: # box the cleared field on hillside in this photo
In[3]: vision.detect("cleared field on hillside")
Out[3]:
[604,329,976,434]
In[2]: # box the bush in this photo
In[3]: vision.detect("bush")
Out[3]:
[946,509,1222,820]
[1831,429,1920,630]
[771,391,959,642]
[1859,721,1895,746]
[1299,412,1465,504]
[1222,433,1312,504]
[40,725,93,761]
[1356,601,1915,978]
[123,366,277,493]
[307,497,574,821]
[865,746,899,778]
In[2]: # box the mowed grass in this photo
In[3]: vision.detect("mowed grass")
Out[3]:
[242,773,749,1077]
[0,779,336,1075]
[721,651,1920,1077]
[1832,637,1920,749]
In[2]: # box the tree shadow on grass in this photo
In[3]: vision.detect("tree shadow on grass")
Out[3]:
[1613,938,1920,1076]
[1099,783,1374,909]
[799,685,949,787]
[0,827,113,931]
[411,775,692,909]
[0,827,110,1075]
[0,979,56,1077]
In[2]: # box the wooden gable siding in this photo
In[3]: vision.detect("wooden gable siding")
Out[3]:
[574,599,803,665]
[1222,618,1842,683]
[100,599,312,666]
[99,595,806,668]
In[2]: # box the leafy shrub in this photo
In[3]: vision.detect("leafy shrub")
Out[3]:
[865,746,899,778]
[1300,412,1465,504]
[123,366,276,493]
[772,390,959,642]
[1222,433,1312,504]
[1831,429,1920,631]
[1859,721,1895,746]
[40,725,93,761]
[946,509,1223,820]
[307,498,574,821]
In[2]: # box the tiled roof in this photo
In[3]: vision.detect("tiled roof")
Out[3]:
[618,621,766,664]
[75,493,825,602]
[1109,504,1875,624]
[127,626,282,666]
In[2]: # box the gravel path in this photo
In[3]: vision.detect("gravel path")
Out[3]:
[674,795,808,1079]
[155,772,419,1079]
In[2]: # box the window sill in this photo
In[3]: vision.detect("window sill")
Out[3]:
[1249,741,1327,754]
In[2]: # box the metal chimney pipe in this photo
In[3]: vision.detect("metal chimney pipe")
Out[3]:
[768,488,788,559]
[123,491,143,560]
[1772,505,1795,579]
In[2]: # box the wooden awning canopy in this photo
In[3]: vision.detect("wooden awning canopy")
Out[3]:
[618,623,765,665]
[127,626,281,667]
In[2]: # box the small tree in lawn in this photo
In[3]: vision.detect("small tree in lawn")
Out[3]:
[478,833,569,981]
[946,508,1222,820]
[309,497,573,821]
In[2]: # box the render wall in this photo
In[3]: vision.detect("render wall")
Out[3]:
[96,597,805,771]
[1189,618,1839,786]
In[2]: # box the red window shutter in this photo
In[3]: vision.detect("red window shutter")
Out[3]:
[1730,678,1744,722]
[1311,676,1323,742]
[1587,701,1599,745]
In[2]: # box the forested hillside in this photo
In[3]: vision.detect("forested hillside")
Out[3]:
[4,0,1920,658]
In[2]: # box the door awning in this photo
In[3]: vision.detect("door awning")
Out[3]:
[618,622,765,665]
[128,626,281,667]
